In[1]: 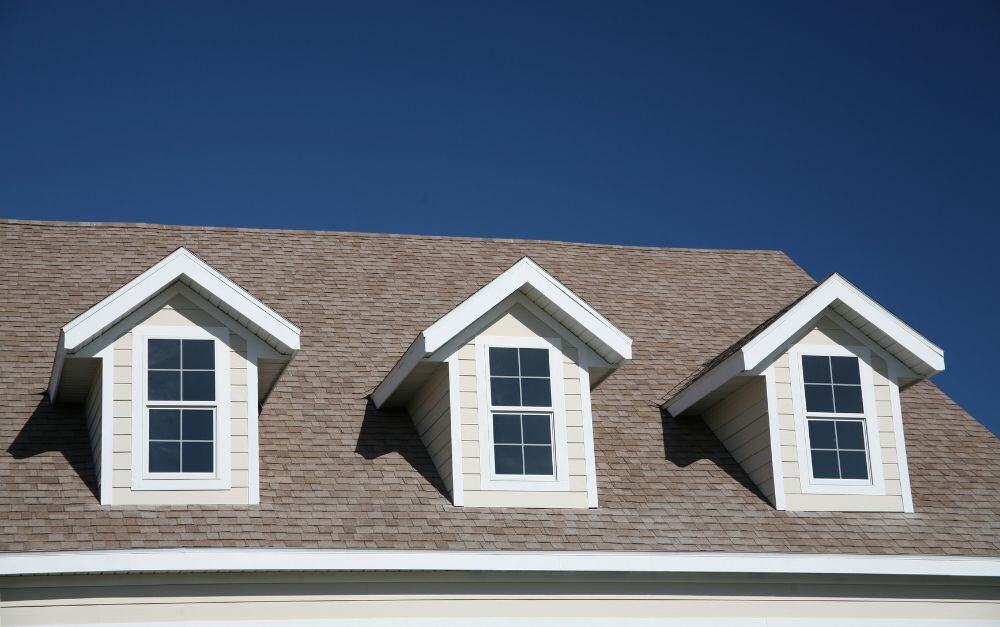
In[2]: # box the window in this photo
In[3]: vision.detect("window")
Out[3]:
[801,355,869,481]
[488,347,555,477]
[146,338,216,475]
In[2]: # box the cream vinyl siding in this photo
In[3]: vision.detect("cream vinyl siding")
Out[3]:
[406,363,453,496]
[776,315,905,512]
[83,368,102,488]
[111,295,250,505]
[701,377,775,505]
[2,572,997,625]
[460,303,589,509]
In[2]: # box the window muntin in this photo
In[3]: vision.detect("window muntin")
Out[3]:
[488,347,555,477]
[146,338,217,476]
[801,355,870,482]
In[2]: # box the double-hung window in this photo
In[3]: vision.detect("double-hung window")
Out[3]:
[488,346,555,477]
[801,354,870,481]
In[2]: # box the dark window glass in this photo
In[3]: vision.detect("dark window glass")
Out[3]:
[518,348,549,377]
[838,451,869,480]
[489,347,518,376]
[149,441,181,473]
[490,377,520,406]
[520,378,551,407]
[802,356,831,383]
[182,339,214,370]
[182,371,215,401]
[183,409,214,441]
[833,385,863,413]
[148,339,180,369]
[807,420,836,449]
[492,414,522,444]
[494,444,523,475]
[148,370,181,401]
[835,420,866,450]
[830,356,861,384]
[804,384,834,413]
[522,414,552,445]
[523,446,553,475]
[149,409,181,440]
[182,442,214,473]
[810,450,839,479]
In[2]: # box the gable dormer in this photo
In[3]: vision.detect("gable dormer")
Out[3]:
[373,258,632,508]
[665,274,944,513]
[48,248,300,505]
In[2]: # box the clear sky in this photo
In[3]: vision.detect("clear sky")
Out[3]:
[1,1,997,434]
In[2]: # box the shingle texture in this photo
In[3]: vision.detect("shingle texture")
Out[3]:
[0,219,997,556]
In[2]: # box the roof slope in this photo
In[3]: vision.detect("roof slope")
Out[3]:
[1,219,998,556]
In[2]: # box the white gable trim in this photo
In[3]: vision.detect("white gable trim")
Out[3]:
[667,274,944,417]
[49,248,300,400]
[372,257,631,408]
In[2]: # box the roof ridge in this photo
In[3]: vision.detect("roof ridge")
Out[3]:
[0,218,790,256]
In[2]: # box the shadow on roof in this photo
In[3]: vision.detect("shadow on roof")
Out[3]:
[7,395,99,501]
[659,406,771,507]
[354,399,451,502]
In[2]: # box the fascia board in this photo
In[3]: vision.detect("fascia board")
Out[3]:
[371,334,427,408]
[61,248,300,354]
[665,351,746,417]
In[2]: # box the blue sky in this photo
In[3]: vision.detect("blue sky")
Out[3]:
[1,1,997,434]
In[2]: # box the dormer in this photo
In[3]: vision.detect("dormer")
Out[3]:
[48,248,300,505]
[665,274,944,513]
[373,257,632,508]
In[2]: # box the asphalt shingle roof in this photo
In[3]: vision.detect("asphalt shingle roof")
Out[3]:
[1,219,997,556]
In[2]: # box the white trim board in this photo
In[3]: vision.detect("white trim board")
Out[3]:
[667,273,945,417]
[50,247,300,399]
[1,548,998,578]
[372,257,632,408]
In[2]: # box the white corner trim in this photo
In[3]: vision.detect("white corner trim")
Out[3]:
[424,258,631,361]
[667,273,945,417]
[1,548,998,579]
[578,361,599,508]
[763,365,786,511]
[61,247,300,354]
[247,342,261,505]
[98,345,115,505]
[887,361,915,513]
[446,354,465,507]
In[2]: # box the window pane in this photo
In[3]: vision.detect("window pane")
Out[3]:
[808,420,836,449]
[804,384,834,413]
[149,409,180,440]
[830,356,861,384]
[490,377,520,406]
[182,442,214,473]
[801,356,831,383]
[494,444,523,475]
[183,409,214,441]
[148,339,180,369]
[489,347,518,376]
[811,450,839,479]
[839,451,869,479]
[836,420,866,450]
[183,371,215,401]
[522,414,552,444]
[182,339,214,370]
[520,378,552,407]
[148,370,181,401]
[149,441,180,472]
[493,413,522,444]
[518,348,549,377]
[833,385,863,413]
[523,445,553,475]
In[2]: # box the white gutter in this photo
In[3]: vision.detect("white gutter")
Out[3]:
[1,549,997,578]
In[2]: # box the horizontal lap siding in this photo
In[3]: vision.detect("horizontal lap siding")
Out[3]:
[778,315,904,512]
[84,369,102,488]
[702,378,774,505]
[406,364,453,495]
[111,295,251,505]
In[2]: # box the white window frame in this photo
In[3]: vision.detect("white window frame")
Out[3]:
[789,343,885,495]
[475,335,569,491]
[131,325,232,491]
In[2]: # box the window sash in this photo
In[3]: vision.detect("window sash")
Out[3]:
[491,411,555,477]
[145,406,217,478]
